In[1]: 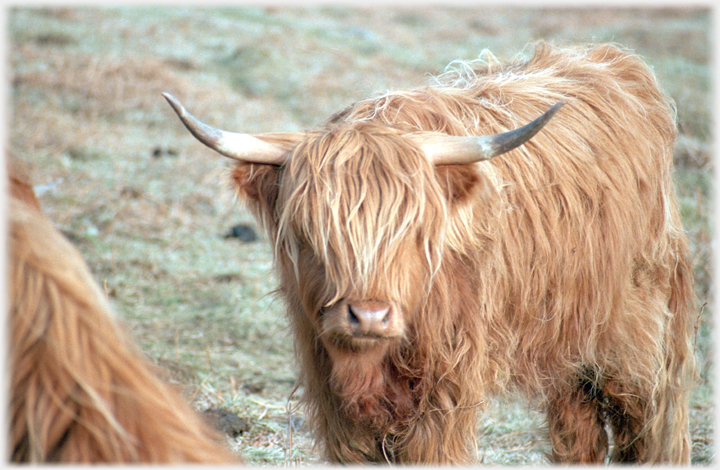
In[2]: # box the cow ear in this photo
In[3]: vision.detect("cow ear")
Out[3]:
[230,163,282,229]
[434,164,489,207]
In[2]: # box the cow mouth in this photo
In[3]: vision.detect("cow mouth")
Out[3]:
[325,332,390,353]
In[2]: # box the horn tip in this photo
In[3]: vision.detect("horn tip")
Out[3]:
[550,100,566,114]
[161,92,181,111]
[549,100,565,112]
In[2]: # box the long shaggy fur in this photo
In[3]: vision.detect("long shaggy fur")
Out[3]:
[230,43,695,463]
[8,167,240,463]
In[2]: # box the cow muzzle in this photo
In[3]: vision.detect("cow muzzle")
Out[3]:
[347,301,392,337]
[320,300,404,350]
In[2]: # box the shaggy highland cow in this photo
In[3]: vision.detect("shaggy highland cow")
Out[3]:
[8,164,240,463]
[164,42,695,464]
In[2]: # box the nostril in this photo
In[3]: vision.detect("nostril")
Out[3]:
[347,307,361,327]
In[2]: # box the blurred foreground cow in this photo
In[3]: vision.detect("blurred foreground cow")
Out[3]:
[165,43,695,464]
[8,163,240,463]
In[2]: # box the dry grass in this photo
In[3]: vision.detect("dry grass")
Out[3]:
[8,6,713,465]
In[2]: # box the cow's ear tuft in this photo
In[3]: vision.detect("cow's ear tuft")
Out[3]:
[230,163,281,228]
[435,164,488,207]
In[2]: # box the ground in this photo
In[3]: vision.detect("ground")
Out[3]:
[8,6,713,465]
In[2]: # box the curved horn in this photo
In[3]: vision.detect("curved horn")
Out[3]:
[162,93,288,165]
[413,101,565,165]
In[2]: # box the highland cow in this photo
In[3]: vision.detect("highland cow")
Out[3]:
[8,164,241,463]
[164,42,695,464]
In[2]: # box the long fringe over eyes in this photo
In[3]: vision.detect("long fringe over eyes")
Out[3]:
[276,122,448,305]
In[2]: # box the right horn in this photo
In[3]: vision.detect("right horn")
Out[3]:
[162,93,290,165]
[413,101,565,165]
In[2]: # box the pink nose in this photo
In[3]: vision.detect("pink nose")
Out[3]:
[347,302,392,337]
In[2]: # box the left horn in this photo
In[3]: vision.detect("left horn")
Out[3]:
[413,101,565,165]
[162,93,289,165]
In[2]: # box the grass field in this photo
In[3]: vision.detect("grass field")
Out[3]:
[8,6,713,465]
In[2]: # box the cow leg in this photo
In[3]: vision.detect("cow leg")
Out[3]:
[604,394,647,462]
[545,373,608,463]
[602,377,659,463]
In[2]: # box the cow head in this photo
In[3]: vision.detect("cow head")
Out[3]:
[164,93,562,420]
